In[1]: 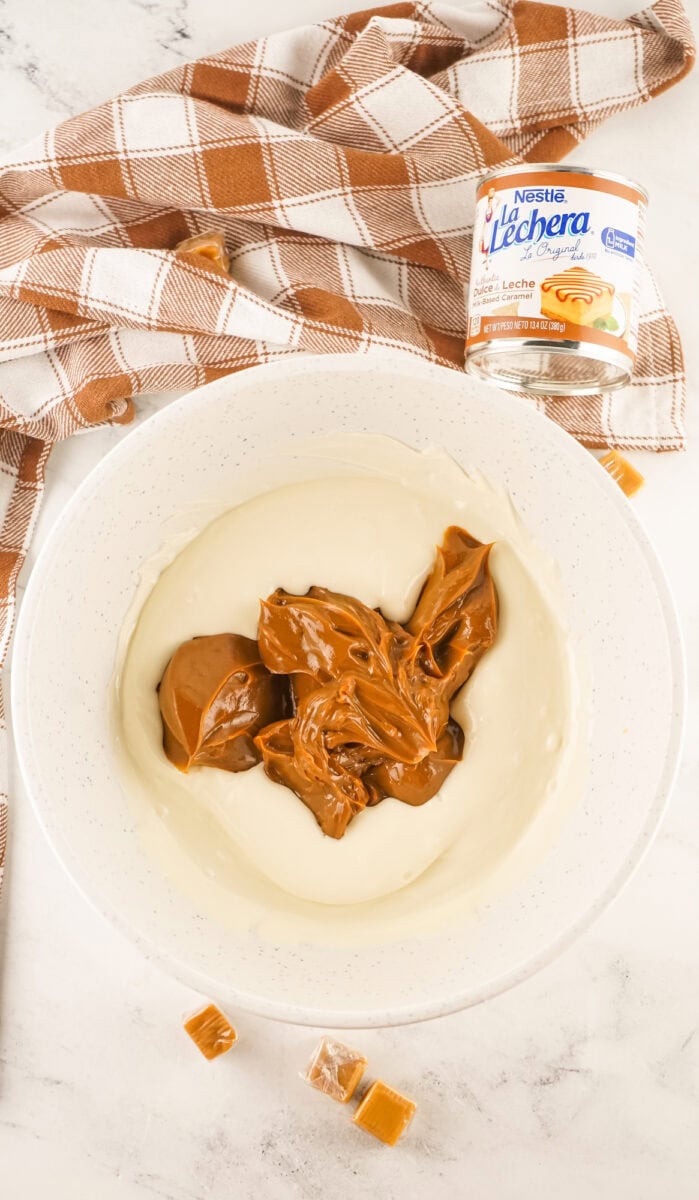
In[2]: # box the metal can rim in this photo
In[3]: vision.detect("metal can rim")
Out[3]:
[465,337,634,396]
[477,162,649,205]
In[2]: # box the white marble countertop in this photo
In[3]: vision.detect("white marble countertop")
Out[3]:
[1,1,698,1196]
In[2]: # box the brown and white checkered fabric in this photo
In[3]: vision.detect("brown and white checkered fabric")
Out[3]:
[0,1,694,886]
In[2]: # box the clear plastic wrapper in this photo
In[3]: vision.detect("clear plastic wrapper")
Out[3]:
[353,1080,417,1145]
[302,1036,367,1103]
[183,1003,237,1060]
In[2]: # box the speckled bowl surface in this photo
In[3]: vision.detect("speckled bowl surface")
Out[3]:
[11,354,685,1026]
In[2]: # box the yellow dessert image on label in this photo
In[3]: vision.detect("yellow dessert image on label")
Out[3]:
[540,266,614,327]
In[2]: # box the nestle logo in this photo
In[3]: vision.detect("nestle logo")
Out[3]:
[514,187,566,203]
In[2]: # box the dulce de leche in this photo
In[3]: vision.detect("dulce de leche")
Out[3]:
[158,633,289,772]
[157,527,498,838]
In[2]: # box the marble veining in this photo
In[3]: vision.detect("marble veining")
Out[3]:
[1,0,699,1197]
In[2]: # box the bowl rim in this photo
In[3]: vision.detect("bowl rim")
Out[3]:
[11,352,687,1027]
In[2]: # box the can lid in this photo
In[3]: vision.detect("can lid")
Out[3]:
[477,162,649,205]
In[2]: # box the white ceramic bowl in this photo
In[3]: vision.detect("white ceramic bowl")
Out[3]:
[12,354,685,1027]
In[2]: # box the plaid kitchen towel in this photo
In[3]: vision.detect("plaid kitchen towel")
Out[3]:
[0,0,694,887]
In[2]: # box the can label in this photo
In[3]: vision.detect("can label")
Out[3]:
[467,170,645,364]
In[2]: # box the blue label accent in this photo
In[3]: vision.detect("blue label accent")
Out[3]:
[602,226,636,258]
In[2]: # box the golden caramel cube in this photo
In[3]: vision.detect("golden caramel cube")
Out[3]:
[304,1036,367,1103]
[183,1003,237,1060]
[598,449,644,497]
[353,1080,417,1145]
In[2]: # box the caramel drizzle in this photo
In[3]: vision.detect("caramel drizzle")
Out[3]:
[541,267,613,305]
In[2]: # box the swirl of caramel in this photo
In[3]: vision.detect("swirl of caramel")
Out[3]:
[541,266,613,306]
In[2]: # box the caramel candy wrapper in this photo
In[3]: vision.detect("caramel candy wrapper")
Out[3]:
[183,1003,237,1060]
[598,449,645,497]
[353,1080,417,1145]
[303,1036,367,1103]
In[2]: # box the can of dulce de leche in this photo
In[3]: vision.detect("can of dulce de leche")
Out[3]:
[465,164,648,395]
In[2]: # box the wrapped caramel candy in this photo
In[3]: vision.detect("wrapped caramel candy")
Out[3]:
[303,1036,367,1103]
[174,229,230,275]
[353,1080,417,1146]
[598,449,645,497]
[183,1003,237,1060]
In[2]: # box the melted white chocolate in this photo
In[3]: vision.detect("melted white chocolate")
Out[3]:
[116,435,583,920]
